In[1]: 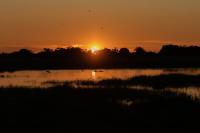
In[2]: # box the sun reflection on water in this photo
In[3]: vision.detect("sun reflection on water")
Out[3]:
[92,71,96,80]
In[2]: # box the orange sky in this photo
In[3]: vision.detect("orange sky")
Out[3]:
[0,0,200,52]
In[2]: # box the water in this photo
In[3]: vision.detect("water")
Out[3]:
[0,68,200,100]
[1,68,200,87]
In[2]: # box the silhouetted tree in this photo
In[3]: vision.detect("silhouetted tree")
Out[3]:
[135,47,146,56]
[159,45,180,56]
[119,48,130,56]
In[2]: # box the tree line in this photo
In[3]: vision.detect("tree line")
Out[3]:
[1,44,200,70]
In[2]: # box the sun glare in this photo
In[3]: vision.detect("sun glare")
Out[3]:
[90,44,100,53]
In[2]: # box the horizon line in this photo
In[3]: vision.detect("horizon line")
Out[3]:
[1,44,200,54]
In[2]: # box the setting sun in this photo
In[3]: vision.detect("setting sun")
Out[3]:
[90,44,101,53]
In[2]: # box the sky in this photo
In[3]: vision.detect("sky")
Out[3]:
[0,0,200,52]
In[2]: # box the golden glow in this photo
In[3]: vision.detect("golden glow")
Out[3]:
[1,0,200,52]
[90,43,101,53]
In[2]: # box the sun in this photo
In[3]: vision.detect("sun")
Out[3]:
[91,46,98,53]
[90,44,100,53]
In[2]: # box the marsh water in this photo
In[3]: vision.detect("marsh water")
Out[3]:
[0,68,200,87]
[0,68,200,100]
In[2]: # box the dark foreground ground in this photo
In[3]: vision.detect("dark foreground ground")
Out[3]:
[0,83,199,132]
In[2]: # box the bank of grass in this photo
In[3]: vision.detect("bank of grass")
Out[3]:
[72,74,200,89]
[0,83,199,132]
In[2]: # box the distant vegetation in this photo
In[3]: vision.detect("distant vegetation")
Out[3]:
[1,44,200,71]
